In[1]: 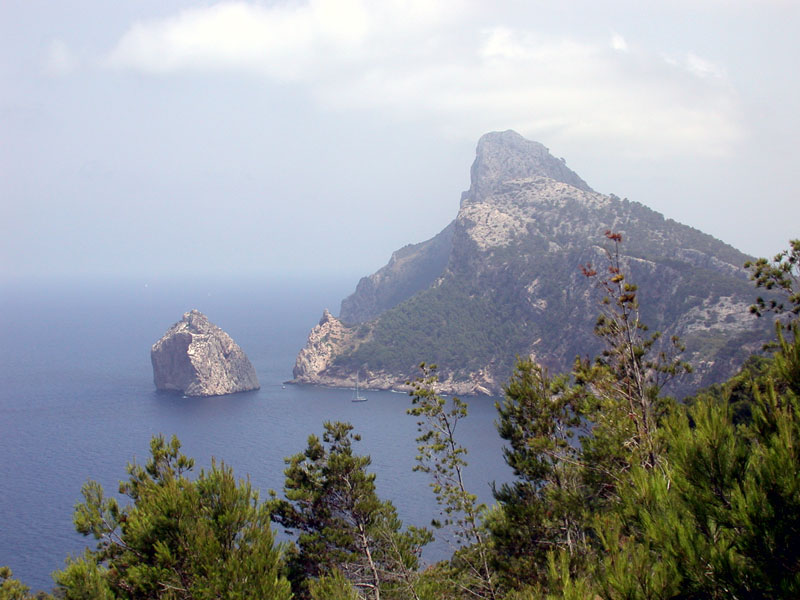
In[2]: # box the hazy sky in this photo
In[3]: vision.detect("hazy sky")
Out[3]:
[2,0,798,283]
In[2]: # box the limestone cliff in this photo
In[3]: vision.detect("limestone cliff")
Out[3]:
[152,310,260,397]
[293,309,355,384]
[292,130,773,396]
[339,222,455,324]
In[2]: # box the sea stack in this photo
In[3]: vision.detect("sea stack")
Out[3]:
[151,310,260,397]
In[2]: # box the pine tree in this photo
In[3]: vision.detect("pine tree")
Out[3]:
[577,231,688,485]
[591,311,800,597]
[0,567,53,600]
[270,421,430,600]
[489,232,689,595]
[54,434,291,599]
[491,359,587,588]
[408,364,498,599]
[745,238,800,321]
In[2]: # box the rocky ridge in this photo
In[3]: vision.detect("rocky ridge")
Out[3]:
[293,309,356,385]
[340,222,455,324]
[292,130,772,396]
[152,310,260,397]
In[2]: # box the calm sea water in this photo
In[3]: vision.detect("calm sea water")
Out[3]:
[0,277,510,593]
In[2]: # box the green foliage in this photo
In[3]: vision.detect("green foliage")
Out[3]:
[0,567,29,600]
[308,570,361,600]
[745,238,800,319]
[53,551,114,600]
[0,567,52,600]
[774,320,800,395]
[408,364,498,599]
[335,277,533,379]
[591,326,800,598]
[270,421,430,600]
[490,234,696,595]
[579,232,688,474]
[491,360,587,587]
[412,561,463,600]
[485,238,800,599]
[54,434,291,600]
[408,365,477,534]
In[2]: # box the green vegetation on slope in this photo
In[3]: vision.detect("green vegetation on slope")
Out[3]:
[334,277,534,377]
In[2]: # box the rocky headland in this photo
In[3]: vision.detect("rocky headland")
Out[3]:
[151,309,260,397]
[292,130,773,396]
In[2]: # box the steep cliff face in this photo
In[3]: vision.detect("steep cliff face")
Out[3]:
[467,130,592,199]
[152,310,260,397]
[292,130,772,396]
[293,309,356,383]
[339,222,455,324]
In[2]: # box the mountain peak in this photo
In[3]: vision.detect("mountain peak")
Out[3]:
[182,309,214,334]
[468,130,592,200]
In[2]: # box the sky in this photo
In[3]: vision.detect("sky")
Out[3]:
[2,0,799,284]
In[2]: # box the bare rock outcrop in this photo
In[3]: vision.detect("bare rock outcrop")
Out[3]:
[339,222,455,324]
[151,310,259,397]
[468,130,592,199]
[293,309,355,384]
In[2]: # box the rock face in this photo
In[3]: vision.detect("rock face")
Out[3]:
[340,222,455,324]
[293,309,354,383]
[152,310,260,397]
[292,130,774,396]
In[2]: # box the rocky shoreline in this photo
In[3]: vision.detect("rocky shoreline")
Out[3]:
[288,364,499,396]
[290,308,499,395]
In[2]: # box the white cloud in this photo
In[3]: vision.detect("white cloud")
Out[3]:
[102,0,742,158]
[481,27,535,60]
[104,0,453,78]
[105,2,322,79]
[611,32,628,52]
[685,52,726,79]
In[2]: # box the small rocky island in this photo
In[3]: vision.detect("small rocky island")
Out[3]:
[151,309,260,397]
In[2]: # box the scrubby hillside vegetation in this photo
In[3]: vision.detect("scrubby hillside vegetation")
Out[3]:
[4,239,799,599]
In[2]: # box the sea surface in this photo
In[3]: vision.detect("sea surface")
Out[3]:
[0,276,510,593]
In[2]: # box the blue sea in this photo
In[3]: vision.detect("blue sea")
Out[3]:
[0,276,510,594]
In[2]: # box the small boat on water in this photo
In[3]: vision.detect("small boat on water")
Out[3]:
[352,373,367,402]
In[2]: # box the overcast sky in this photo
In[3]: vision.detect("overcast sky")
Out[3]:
[2,0,798,284]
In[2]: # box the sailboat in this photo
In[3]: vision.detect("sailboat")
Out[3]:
[352,373,368,402]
